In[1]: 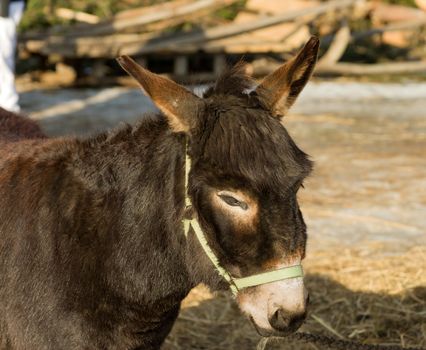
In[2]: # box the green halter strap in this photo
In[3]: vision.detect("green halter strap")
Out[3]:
[182,140,303,296]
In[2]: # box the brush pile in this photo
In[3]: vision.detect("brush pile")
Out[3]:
[18,0,426,82]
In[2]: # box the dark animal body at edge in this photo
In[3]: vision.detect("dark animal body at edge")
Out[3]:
[0,106,194,349]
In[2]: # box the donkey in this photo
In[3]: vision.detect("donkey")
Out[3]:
[0,37,319,349]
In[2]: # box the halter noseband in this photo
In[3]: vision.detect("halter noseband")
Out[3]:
[182,140,304,296]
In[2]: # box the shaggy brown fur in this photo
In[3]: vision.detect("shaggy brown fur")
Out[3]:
[0,38,319,349]
[0,107,45,142]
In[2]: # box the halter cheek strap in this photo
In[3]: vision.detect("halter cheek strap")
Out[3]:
[182,141,303,297]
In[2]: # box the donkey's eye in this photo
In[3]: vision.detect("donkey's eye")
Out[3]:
[218,194,248,210]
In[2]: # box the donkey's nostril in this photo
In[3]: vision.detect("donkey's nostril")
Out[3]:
[269,308,291,330]
[288,311,307,331]
[269,309,307,332]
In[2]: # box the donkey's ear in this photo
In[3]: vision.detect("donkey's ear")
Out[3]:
[117,55,202,133]
[256,36,319,116]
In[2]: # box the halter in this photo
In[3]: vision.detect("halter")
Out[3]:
[182,140,304,296]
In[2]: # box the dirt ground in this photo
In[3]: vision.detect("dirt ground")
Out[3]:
[17,80,426,349]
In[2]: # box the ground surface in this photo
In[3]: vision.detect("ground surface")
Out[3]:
[17,80,426,349]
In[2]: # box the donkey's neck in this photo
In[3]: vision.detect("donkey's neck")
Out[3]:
[75,116,195,305]
[0,115,197,347]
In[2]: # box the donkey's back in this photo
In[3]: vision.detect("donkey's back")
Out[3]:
[0,107,46,143]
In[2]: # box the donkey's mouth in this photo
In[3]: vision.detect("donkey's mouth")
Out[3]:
[249,316,273,337]
[249,316,297,338]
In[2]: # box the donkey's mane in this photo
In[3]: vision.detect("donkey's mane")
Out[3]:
[204,63,255,98]
[80,112,171,151]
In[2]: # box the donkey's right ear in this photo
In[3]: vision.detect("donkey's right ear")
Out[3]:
[255,37,319,117]
[117,55,202,133]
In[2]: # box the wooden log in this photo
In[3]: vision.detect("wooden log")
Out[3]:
[55,8,100,24]
[372,3,426,23]
[416,0,426,12]
[244,0,320,16]
[317,21,350,67]
[113,0,192,20]
[23,32,157,57]
[232,12,311,52]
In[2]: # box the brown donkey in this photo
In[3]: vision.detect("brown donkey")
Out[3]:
[0,37,319,349]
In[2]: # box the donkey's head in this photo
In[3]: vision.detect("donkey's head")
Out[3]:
[117,37,319,336]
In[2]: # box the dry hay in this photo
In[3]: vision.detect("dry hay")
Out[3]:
[163,244,426,350]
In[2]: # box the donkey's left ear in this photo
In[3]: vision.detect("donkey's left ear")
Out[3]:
[256,36,319,117]
[117,55,203,133]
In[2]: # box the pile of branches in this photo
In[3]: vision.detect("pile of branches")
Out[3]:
[19,0,426,78]
[21,0,242,58]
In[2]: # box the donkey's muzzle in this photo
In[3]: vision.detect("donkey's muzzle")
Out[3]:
[237,269,308,336]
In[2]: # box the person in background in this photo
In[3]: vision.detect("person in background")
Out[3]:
[0,0,26,112]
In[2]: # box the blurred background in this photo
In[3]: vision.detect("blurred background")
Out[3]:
[5,0,426,349]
